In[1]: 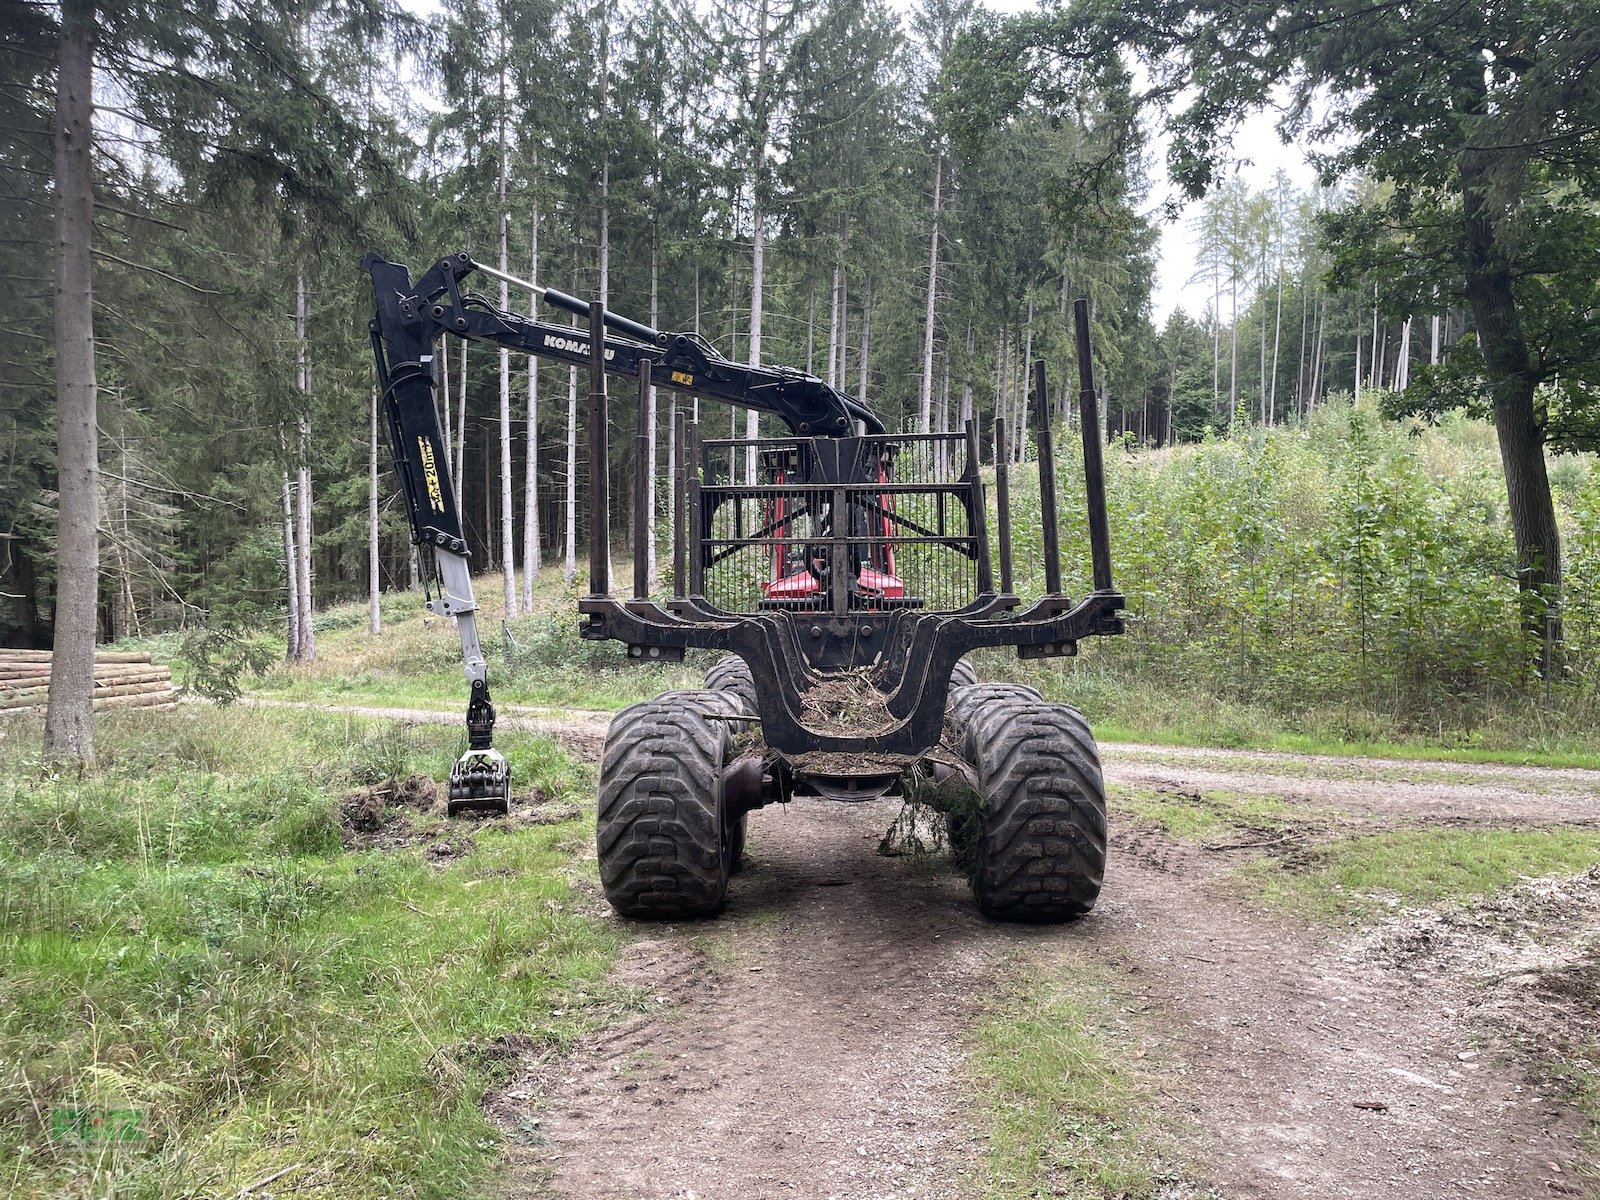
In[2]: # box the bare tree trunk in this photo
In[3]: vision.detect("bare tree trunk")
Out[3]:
[45,0,99,761]
[805,275,816,375]
[1228,269,1239,433]
[1295,272,1310,419]
[826,259,841,390]
[523,201,542,605]
[1431,313,1441,365]
[1258,256,1268,424]
[1270,254,1284,425]
[744,0,771,484]
[1309,298,1326,411]
[857,276,872,404]
[960,322,974,427]
[294,273,315,662]
[1018,299,1034,461]
[1396,318,1412,391]
[1462,150,1563,662]
[835,216,850,393]
[917,153,943,433]
[369,385,381,635]
[497,46,517,618]
[281,463,300,659]
[994,329,1006,458]
[1211,268,1221,417]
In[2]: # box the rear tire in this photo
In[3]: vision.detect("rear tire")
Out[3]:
[597,690,736,918]
[962,699,1106,922]
[703,656,755,872]
[950,658,979,690]
[948,681,1043,726]
[705,655,758,727]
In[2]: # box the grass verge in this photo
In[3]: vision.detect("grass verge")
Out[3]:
[0,705,617,1199]
[972,960,1209,1199]
[1239,829,1600,921]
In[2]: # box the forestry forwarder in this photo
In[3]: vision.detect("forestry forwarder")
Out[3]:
[364,249,1125,922]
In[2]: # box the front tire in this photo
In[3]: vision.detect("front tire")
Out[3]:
[961,699,1107,922]
[597,690,736,918]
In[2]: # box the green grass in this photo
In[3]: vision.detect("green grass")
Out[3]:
[1240,829,1600,920]
[0,706,619,1199]
[1113,786,1297,841]
[1006,655,1600,771]
[973,961,1206,1199]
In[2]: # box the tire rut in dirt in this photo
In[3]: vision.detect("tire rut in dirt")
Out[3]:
[597,689,739,918]
[962,698,1106,921]
[493,795,1010,1200]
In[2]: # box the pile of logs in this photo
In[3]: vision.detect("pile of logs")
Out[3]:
[0,650,178,714]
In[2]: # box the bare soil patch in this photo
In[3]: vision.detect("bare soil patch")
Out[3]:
[337,773,574,853]
[489,796,1021,1199]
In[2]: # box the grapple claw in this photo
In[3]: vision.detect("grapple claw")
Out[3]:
[447,748,510,816]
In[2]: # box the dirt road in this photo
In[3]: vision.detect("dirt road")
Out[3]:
[252,699,1599,1197]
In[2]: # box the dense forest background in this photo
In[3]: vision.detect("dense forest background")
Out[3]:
[4,0,1598,740]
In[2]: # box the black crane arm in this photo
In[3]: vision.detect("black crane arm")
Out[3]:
[365,251,881,440]
[358,249,881,816]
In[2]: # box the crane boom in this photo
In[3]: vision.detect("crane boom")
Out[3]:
[361,250,882,813]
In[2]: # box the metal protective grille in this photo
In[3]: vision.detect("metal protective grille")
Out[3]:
[695,432,982,615]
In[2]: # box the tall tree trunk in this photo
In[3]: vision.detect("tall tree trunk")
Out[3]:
[826,259,841,389]
[1211,267,1221,417]
[1228,270,1238,433]
[281,462,300,660]
[294,274,315,662]
[497,45,517,617]
[440,337,453,479]
[1295,274,1310,418]
[917,153,943,433]
[523,201,541,605]
[1270,254,1284,425]
[835,215,850,393]
[857,276,872,405]
[1431,313,1441,365]
[1018,299,1034,462]
[369,385,381,635]
[960,322,974,428]
[45,0,99,761]
[1395,318,1412,392]
[1461,151,1562,662]
[805,274,816,375]
[1309,298,1326,411]
[744,0,771,483]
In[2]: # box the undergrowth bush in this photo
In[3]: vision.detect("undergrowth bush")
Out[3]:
[1007,398,1598,740]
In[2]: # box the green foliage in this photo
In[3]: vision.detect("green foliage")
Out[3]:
[1009,399,1597,734]
[175,624,276,703]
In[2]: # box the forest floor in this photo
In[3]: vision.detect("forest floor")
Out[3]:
[252,695,1600,1199]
